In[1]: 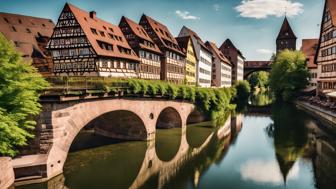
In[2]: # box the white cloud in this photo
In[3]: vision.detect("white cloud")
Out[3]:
[213,4,220,11]
[256,49,274,54]
[175,10,200,20]
[240,159,299,185]
[235,0,304,19]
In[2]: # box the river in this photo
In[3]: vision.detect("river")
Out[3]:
[17,103,336,189]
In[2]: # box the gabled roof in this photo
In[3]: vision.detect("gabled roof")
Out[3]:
[205,41,231,65]
[179,26,212,54]
[175,36,198,61]
[0,12,54,58]
[301,39,318,68]
[65,3,139,61]
[220,39,245,59]
[119,16,161,54]
[327,0,336,26]
[277,17,297,40]
[140,14,184,56]
[0,12,54,75]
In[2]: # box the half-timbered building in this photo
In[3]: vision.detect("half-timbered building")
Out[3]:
[47,3,139,77]
[0,12,55,76]
[176,36,197,86]
[301,39,318,91]
[119,16,161,80]
[139,15,185,84]
[205,41,232,88]
[315,0,336,97]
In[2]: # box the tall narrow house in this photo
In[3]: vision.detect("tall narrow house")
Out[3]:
[0,12,55,76]
[301,39,318,91]
[139,15,185,84]
[178,26,213,87]
[315,0,336,97]
[219,39,245,85]
[205,41,232,88]
[276,17,297,52]
[119,16,162,80]
[47,3,139,77]
[175,36,197,86]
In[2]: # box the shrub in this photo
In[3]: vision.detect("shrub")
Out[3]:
[234,80,251,102]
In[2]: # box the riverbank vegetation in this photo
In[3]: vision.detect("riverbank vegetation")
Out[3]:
[0,33,49,156]
[269,50,310,102]
[248,71,269,92]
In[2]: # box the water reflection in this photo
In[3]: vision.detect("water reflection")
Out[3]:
[249,91,274,106]
[16,105,336,189]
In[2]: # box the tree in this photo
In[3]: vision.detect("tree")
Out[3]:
[269,50,310,102]
[248,71,269,90]
[0,33,49,156]
[234,80,251,102]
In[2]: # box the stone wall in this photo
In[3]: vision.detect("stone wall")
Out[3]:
[0,157,14,189]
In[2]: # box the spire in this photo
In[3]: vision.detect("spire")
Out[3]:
[277,17,297,40]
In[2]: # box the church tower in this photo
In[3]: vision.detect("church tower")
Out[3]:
[276,17,297,52]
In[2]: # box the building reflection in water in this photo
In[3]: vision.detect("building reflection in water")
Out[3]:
[16,113,242,189]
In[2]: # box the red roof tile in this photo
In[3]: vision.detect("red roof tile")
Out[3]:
[301,39,318,68]
[66,3,139,61]
[277,17,297,39]
[205,41,231,65]
[140,14,184,56]
[119,16,161,54]
[327,0,336,26]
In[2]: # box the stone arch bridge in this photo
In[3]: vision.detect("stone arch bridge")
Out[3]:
[244,61,272,79]
[13,96,203,183]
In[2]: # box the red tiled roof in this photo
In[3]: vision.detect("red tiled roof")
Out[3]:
[66,3,139,61]
[301,39,318,68]
[205,41,231,65]
[220,39,245,59]
[119,16,161,54]
[0,12,54,75]
[176,36,198,61]
[327,0,336,26]
[140,14,184,56]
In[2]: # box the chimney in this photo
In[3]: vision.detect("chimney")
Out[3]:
[90,11,96,19]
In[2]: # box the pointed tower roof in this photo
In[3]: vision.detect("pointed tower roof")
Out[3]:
[277,17,297,40]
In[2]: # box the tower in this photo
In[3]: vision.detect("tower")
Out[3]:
[276,17,297,52]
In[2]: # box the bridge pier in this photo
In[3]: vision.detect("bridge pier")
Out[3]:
[12,98,195,184]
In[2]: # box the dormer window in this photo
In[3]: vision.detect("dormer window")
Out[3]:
[3,17,9,23]
[91,28,98,35]
[18,19,22,24]
[26,28,31,33]
[99,31,105,37]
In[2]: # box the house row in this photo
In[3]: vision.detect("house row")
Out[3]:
[0,3,245,88]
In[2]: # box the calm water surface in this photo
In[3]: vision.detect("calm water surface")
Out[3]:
[18,104,336,189]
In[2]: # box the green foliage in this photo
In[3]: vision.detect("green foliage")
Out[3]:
[269,50,310,102]
[248,71,269,90]
[0,33,49,156]
[234,80,251,102]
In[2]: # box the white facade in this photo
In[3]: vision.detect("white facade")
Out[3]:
[198,48,212,87]
[307,68,318,91]
[220,62,232,87]
[235,56,244,82]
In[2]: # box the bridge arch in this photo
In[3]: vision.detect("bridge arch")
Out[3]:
[38,98,195,180]
[156,107,182,129]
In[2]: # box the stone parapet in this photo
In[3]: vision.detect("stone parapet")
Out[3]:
[0,157,14,189]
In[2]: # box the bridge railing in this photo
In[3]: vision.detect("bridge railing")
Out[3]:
[44,76,129,95]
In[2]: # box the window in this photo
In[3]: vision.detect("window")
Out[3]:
[26,28,31,33]
[99,31,105,37]
[109,28,114,33]
[91,28,98,35]
[3,17,9,23]
[11,26,17,32]
[42,23,46,27]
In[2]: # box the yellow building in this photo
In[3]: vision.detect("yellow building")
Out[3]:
[176,36,197,85]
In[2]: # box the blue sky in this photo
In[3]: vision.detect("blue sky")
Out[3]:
[0,0,325,60]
